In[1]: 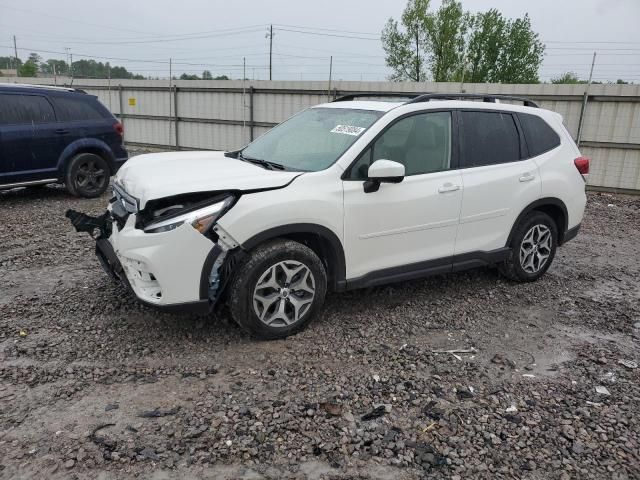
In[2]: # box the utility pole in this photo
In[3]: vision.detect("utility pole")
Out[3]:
[577,51,597,147]
[242,57,246,142]
[69,53,74,85]
[268,24,273,81]
[415,30,420,83]
[169,57,173,147]
[13,35,19,76]
[327,56,333,101]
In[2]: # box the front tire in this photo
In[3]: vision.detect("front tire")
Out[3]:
[499,211,558,282]
[228,239,327,340]
[65,153,110,198]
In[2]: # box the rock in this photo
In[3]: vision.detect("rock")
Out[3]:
[456,386,474,399]
[595,386,610,396]
[105,403,119,411]
[64,459,75,469]
[618,359,637,370]
[139,447,159,461]
[319,402,342,416]
[342,411,355,423]
[361,405,386,421]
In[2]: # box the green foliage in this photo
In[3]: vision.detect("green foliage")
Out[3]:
[202,70,213,80]
[551,72,585,84]
[180,73,200,80]
[0,56,22,70]
[40,59,69,76]
[214,75,229,80]
[70,59,144,79]
[18,53,41,77]
[382,1,545,83]
[382,0,430,82]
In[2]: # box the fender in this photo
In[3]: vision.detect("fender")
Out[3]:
[506,197,569,247]
[241,223,347,292]
[57,138,116,176]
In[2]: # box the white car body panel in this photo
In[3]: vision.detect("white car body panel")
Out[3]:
[109,214,213,304]
[216,169,344,251]
[343,170,462,278]
[115,151,300,209]
[455,159,541,254]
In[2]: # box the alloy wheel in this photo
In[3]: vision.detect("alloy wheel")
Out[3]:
[252,260,316,327]
[76,159,107,193]
[519,224,552,274]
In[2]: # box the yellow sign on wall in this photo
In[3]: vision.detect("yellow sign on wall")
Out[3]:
[128,97,136,106]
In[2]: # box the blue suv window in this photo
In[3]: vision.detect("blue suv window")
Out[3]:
[0,93,55,125]
[51,96,107,121]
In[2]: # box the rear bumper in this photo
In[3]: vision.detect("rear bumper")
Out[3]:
[95,236,212,315]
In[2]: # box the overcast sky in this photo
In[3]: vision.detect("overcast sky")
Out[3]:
[1,0,639,82]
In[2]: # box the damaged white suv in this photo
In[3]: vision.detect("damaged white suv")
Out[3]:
[68,93,588,339]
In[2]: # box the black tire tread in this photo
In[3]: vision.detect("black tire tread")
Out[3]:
[228,239,327,340]
[498,211,558,283]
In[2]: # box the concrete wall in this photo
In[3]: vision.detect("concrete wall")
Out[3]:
[7,77,640,192]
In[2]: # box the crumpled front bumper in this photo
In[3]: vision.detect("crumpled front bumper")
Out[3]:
[92,212,222,314]
[94,235,212,314]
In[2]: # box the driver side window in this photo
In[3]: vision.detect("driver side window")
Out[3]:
[347,111,452,179]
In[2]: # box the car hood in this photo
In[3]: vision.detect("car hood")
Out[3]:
[115,151,301,209]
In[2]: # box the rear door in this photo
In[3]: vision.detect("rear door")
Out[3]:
[0,92,58,184]
[455,109,541,255]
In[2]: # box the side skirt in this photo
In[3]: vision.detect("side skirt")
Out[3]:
[345,247,510,291]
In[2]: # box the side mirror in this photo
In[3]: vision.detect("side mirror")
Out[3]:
[364,159,405,193]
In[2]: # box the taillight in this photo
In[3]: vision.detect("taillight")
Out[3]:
[574,156,590,178]
[113,121,124,137]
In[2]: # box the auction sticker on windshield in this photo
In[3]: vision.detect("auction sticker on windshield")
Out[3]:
[331,125,366,136]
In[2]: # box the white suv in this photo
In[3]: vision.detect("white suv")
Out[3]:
[68,93,588,339]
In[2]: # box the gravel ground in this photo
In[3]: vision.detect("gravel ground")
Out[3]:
[0,175,639,479]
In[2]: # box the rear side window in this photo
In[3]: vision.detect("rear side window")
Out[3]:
[459,111,520,167]
[518,113,561,156]
[0,93,55,125]
[51,95,108,121]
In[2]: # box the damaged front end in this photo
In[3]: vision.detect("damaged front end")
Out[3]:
[66,185,244,313]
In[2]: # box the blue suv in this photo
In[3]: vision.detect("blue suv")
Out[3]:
[0,83,128,197]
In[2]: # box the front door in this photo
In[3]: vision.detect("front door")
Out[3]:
[342,111,463,282]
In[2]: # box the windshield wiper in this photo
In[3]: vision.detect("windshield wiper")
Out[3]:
[238,152,286,171]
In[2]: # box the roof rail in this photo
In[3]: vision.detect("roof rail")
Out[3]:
[333,92,421,102]
[0,82,85,93]
[406,93,539,108]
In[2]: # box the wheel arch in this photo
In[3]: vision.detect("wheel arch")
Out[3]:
[506,197,569,247]
[58,139,116,177]
[241,224,347,292]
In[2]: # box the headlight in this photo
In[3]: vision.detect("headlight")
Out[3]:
[144,197,234,234]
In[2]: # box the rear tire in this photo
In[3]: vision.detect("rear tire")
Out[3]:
[228,239,327,340]
[499,211,558,282]
[65,153,110,198]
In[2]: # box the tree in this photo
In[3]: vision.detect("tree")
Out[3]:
[466,9,507,83]
[202,70,213,79]
[551,72,584,84]
[0,56,22,70]
[381,0,430,82]
[214,75,229,80]
[382,1,545,83]
[40,59,69,76]
[18,53,41,77]
[494,14,544,83]
[426,0,470,82]
[180,73,200,80]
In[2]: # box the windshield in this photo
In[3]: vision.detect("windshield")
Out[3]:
[241,107,383,171]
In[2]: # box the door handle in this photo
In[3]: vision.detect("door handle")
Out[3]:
[438,183,461,193]
[55,129,70,134]
[519,173,535,182]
